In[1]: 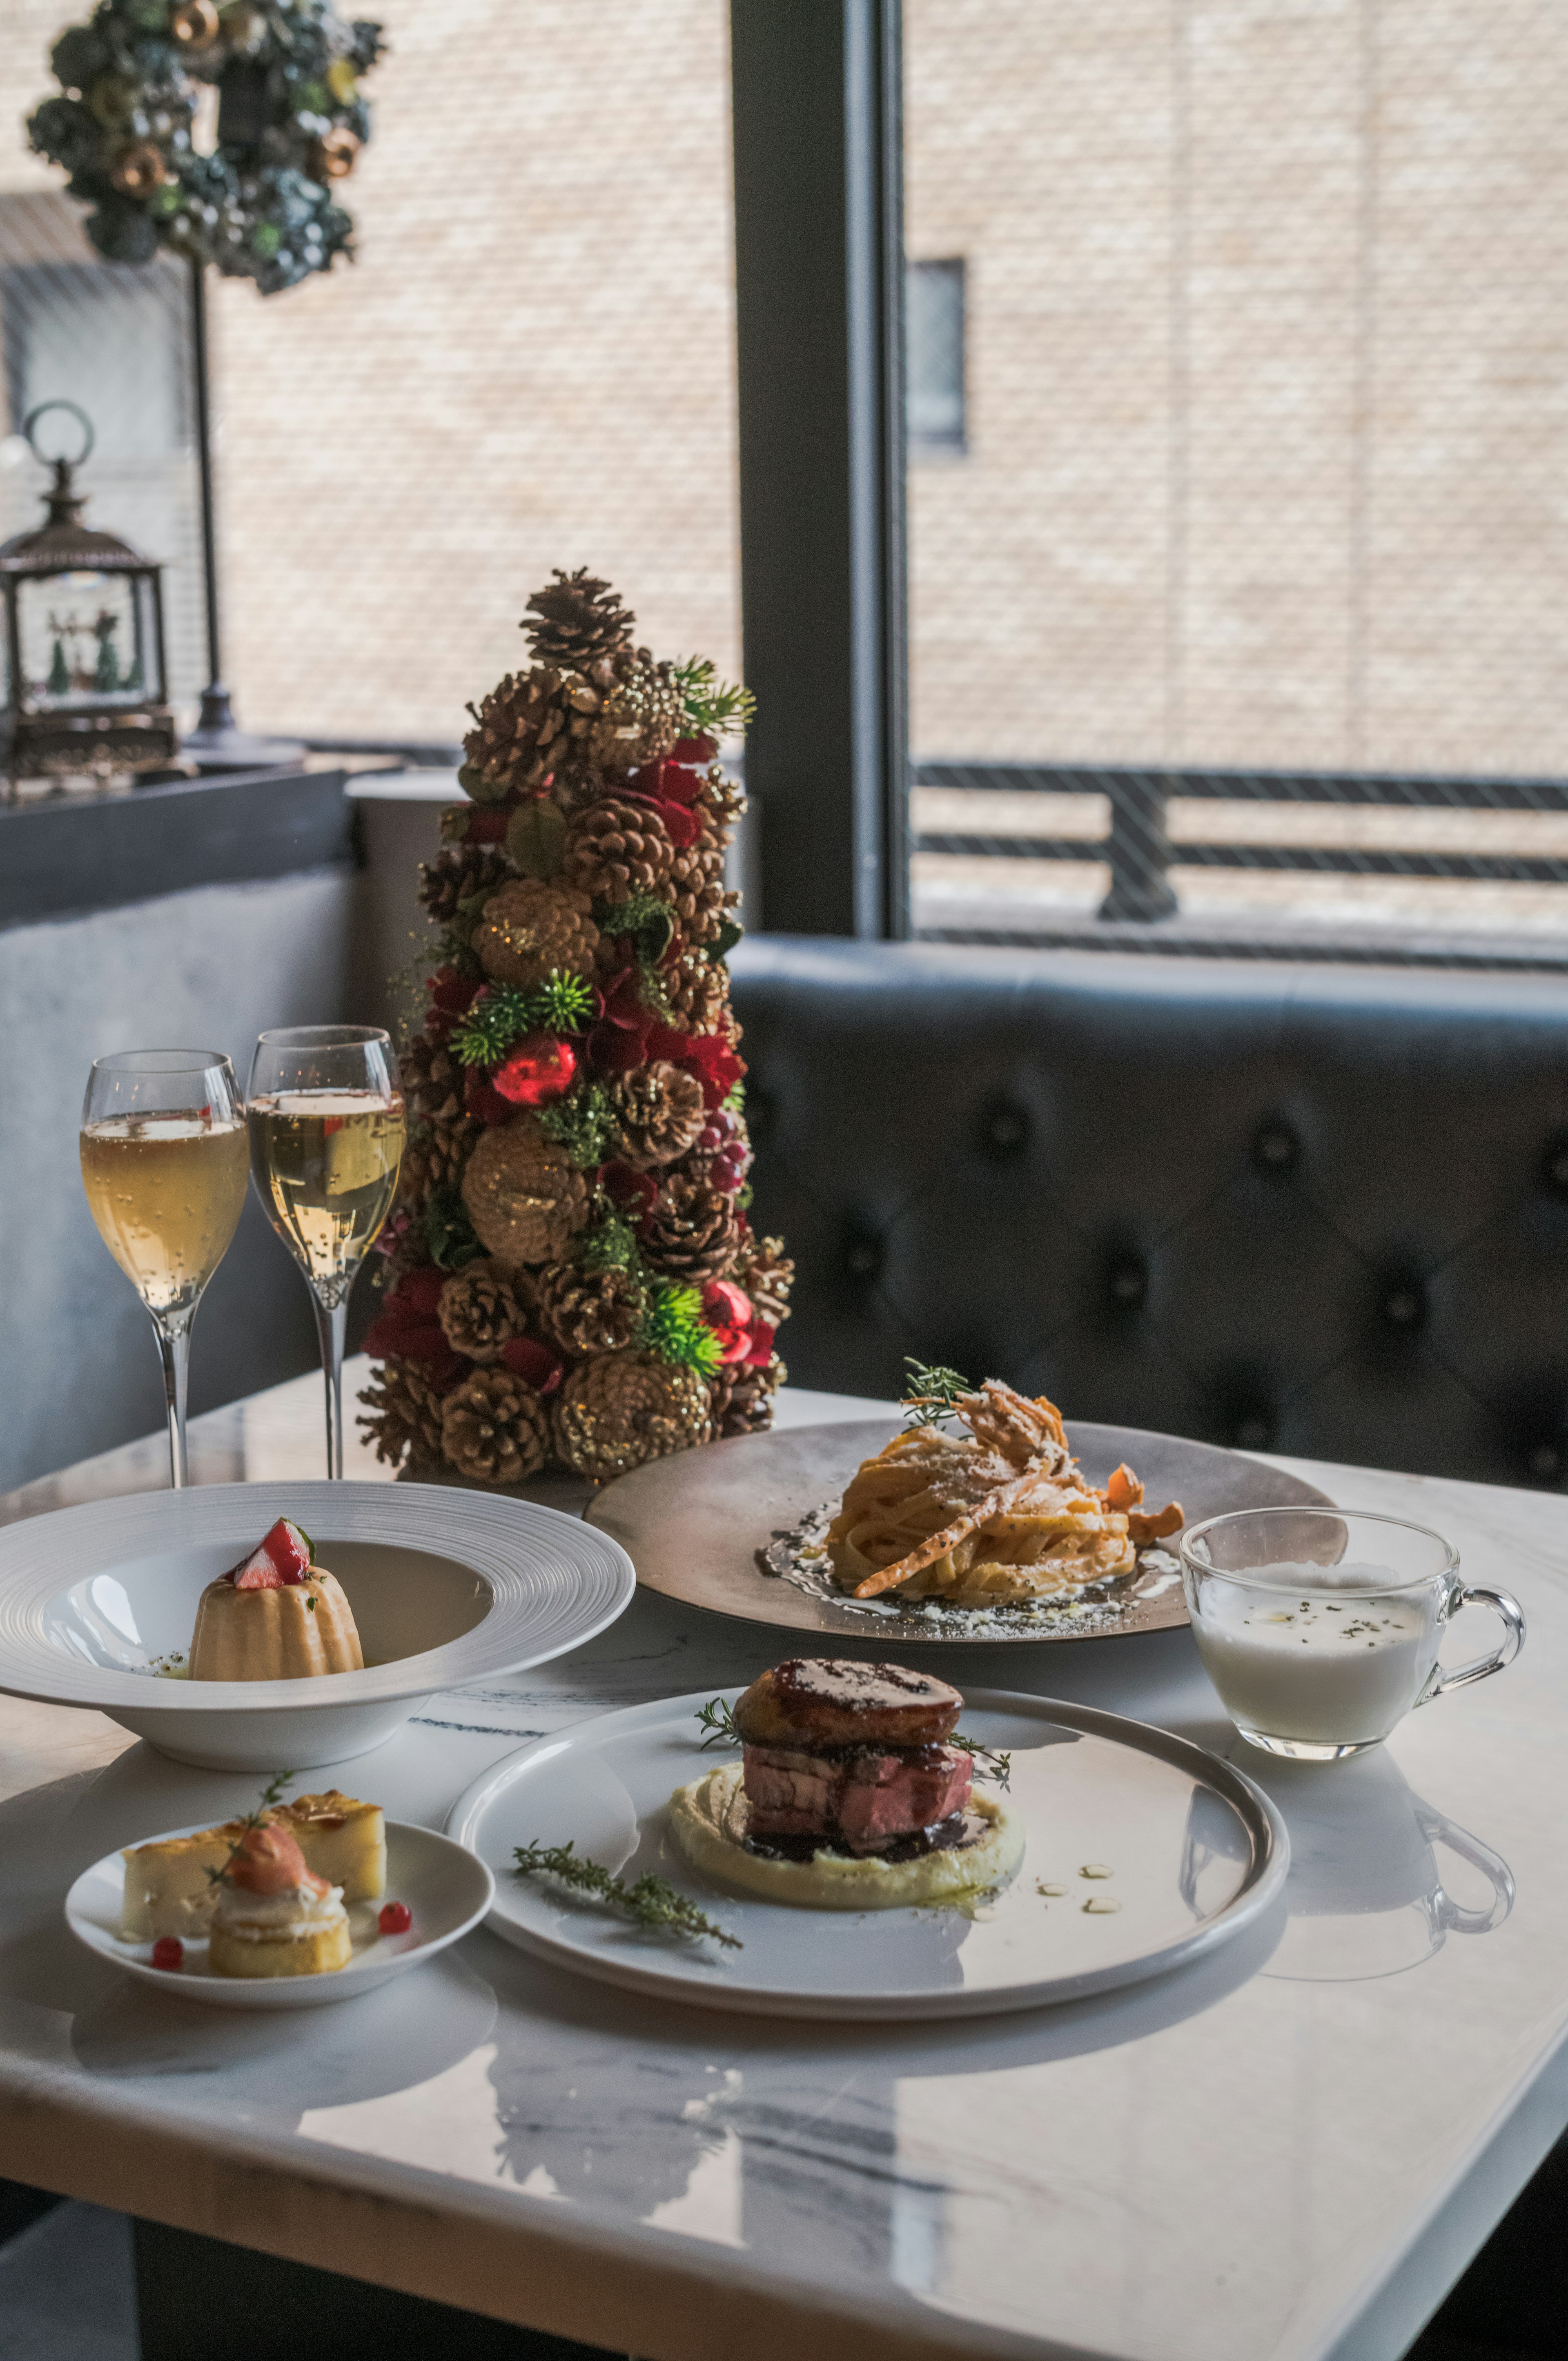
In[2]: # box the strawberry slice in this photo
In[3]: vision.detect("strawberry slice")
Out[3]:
[228,1517,315,1588]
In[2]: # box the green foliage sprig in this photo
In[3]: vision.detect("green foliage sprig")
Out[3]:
[641,1282,722,1375]
[581,1207,643,1277]
[424,1182,484,1271]
[514,1840,740,1949]
[902,1357,972,1430]
[674,657,755,742]
[537,1080,617,1169]
[599,891,675,967]
[952,1737,1013,1791]
[695,1697,739,1749]
[451,973,596,1068]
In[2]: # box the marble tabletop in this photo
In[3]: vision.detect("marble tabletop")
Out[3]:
[1,1363,1566,2361]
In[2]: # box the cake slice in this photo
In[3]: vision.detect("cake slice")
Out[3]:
[120,1790,384,1938]
[208,1824,352,1981]
[272,1791,385,1904]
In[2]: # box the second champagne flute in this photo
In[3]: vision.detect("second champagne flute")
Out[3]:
[247,1025,405,1479]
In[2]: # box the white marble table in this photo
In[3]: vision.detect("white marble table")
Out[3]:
[2,1364,1566,2361]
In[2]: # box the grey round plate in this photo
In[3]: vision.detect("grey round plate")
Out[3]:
[586,1418,1334,1645]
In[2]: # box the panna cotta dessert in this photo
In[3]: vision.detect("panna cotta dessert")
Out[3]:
[670,1659,1023,1910]
[188,1517,364,1681]
[208,1820,352,1979]
[121,1789,385,1941]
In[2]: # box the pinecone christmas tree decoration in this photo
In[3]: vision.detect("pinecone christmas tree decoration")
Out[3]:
[563,797,676,904]
[523,569,635,670]
[607,1061,707,1169]
[736,1235,795,1331]
[708,1354,786,1442]
[472,878,599,989]
[554,1351,711,1480]
[438,1261,526,1363]
[419,843,514,928]
[535,1257,642,1356]
[361,565,786,1490]
[359,1355,447,1468]
[440,1368,551,1487]
[463,1118,590,1264]
[640,1174,739,1283]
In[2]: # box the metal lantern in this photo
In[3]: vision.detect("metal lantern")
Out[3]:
[0,401,176,792]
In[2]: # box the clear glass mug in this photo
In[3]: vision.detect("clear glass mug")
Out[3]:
[1178,1507,1526,1761]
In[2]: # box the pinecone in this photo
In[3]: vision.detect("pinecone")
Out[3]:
[439,1260,525,1363]
[418,843,514,927]
[535,1257,643,1356]
[553,1350,710,1481]
[660,942,726,1033]
[463,666,599,799]
[639,1174,739,1283]
[472,878,599,989]
[563,797,676,904]
[708,1353,786,1441]
[669,830,739,947]
[736,1234,795,1330]
[440,1367,551,1487]
[698,763,747,830]
[607,1061,707,1169]
[401,1030,465,1127]
[462,1116,590,1264]
[589,655,685,772]
[358,1354,446,1469]
[401,1110,478,1201]
[523,570,636,670]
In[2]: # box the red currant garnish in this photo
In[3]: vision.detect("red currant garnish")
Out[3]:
[378,1901,412,1936]
[151,1936,183,1970]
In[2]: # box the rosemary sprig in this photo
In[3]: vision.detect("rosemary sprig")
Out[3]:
[901,1357,971,1429]
[513,1840,741,1949]
[951,1736,1013,1791]
[204,1769,298,1889]
[695,1696,740,1748]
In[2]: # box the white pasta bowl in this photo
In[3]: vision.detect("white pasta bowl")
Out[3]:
[0,1480,634,1771]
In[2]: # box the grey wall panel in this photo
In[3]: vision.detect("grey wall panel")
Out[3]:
[0,866,361,1491]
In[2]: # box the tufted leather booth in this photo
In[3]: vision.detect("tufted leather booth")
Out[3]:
[730,935,1568,1487]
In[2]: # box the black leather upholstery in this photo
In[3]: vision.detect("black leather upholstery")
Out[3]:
[730,935,1568,1486]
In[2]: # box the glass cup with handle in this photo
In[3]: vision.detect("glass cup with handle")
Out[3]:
[247,1025,405,1479]
[80,1048,250,1489]
[1179,1506,1525,1762]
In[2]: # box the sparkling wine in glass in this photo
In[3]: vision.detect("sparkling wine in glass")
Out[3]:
[80,1049,249,1489]
[247,1025,405,1479]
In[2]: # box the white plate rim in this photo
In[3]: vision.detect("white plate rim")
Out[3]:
[65,1816,496,2007]
[0,1480,634,1713]
[445,1686,1290,2021]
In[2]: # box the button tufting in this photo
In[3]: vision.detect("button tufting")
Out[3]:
[1254,1121,1298,1174]
[1107,1260,1146,1307]
[1234,1416,1273,1450]
[1382,1286,1425,1330]
[981,1101,1029,1157]
[1528,1443,1563,1482]
[844,1238,882,1281]
[1542,1137,1568,1198]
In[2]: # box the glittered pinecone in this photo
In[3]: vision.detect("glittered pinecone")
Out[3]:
[401,1110,477,1200]
[463,666,599,799]
[639,1174,739,1283]
[608,1061,707,1169]
[563,797,675,905]
[440,1367,551,1487]
[535,1257,643,1356]
[401,1030,466,1127]
[418,843,514,927]
[736,1234,795,1330]
[669,829,738,947]
[698,763,747,830]
[472,878,599,989]
[462,1116,590,1264]
[708,1354,786,1441]
[553,1350,710,1481]
[589,655,685,771]
[438,1260,526,1363]
[660,942,726,1033]
[358,1354,446,1469]
[523,569,636,671]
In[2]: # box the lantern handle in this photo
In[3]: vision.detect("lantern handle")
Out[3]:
[22,401,94,470]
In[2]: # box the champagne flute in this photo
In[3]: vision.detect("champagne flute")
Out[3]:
[80,1049,249,1489]
[247,1026,405,1479]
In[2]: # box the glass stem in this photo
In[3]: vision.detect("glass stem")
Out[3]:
[153,1309,193,1490]
[314,1292,348,1480]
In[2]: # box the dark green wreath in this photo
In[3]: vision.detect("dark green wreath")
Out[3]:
[28,0,384,296]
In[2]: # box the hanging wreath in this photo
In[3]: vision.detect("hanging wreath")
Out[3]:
[27,0,384,295]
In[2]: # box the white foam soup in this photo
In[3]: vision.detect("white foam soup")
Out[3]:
[1190,1559,1441,1744]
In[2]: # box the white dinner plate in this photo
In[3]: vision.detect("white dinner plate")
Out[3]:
[65,1819,494,2010]
[0,1480,635,1770]
[447,1688,1290,2020]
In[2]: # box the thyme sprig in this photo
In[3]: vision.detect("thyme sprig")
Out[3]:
[513,1840,741,1949]
[204,1768,298,1889]
[901,1357,971,1429]
[695,1696,740,1749]
[951,1736,1013,1791]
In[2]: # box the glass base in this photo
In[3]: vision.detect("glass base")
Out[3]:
[1234,1724,1388,1762]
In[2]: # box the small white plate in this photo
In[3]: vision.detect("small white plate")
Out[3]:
[65,1820,494,2009]
[447,1688,1290,2020]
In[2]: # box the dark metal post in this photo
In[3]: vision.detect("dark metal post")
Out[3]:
[731,0,909,937]
[1099,772,1178,921]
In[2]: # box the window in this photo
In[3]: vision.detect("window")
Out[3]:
[907,258,964,452]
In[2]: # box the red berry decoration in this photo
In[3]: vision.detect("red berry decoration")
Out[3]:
[378,1900,412,1936]
[151,1936,183,1970]
[493,1033,578,1108]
